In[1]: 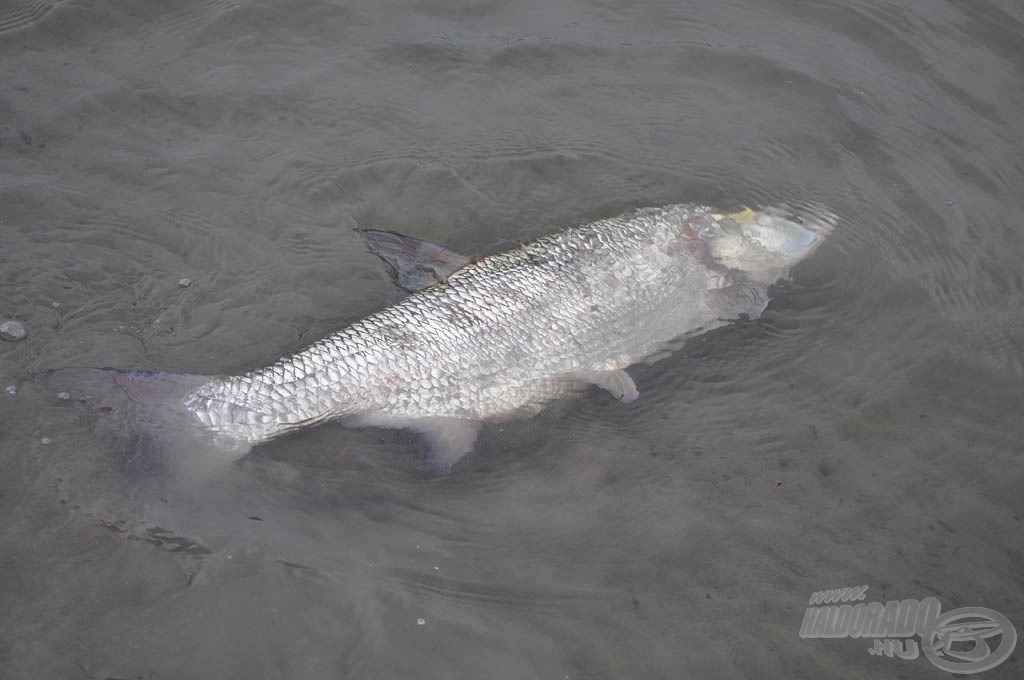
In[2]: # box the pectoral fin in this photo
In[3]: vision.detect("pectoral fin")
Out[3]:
[357,229,472,292]
[572,369,639,403]
[707,282,770,320]
[417,418,481,477]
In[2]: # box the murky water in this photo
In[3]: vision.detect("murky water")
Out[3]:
[2,1,1022,678]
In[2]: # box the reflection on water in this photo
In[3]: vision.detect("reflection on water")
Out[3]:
[2,0,1022,678]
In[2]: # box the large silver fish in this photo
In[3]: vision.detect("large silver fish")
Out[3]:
[47,204,833,475]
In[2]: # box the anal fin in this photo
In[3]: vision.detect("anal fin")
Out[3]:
[571,369,639,403]
[417,418,481,477]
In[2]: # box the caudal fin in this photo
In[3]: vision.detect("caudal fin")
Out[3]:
[43,367,242,478]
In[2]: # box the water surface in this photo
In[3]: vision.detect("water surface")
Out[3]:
[1,1,1022,678]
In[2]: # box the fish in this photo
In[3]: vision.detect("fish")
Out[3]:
[46,203,834,476]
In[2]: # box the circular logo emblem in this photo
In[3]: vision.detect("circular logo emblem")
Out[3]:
[922,607,1017,674]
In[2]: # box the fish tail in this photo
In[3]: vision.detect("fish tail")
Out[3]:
[121,422,170,477]
[43,367,241,478]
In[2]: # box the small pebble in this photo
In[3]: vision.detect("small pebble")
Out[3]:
[0,319,27,341]
[178,278,192,288]
[40,437,51,445]
[416,618,426,626]
[52,302,60,308]
[5,385,16,395]
[57,391,71,401]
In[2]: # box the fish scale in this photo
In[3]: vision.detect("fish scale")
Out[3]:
[186,208,698,437]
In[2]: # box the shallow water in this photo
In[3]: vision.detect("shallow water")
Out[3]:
[2,1,1022,678]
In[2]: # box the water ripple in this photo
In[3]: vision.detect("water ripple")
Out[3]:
[0,0,64,35]
[133,0,244,42]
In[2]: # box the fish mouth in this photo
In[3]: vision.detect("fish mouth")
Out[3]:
[717,204,835,229]
[719,204,835,258]
[697,203,835,283]
[765,203,836,233]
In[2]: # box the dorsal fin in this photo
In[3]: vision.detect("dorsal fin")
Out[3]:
[356,229,472,293]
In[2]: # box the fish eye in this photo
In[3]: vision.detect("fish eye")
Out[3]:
[698,225,717,239]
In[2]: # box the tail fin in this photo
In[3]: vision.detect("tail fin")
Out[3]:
[44,367,244,479]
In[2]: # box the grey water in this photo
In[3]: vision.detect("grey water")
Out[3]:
[1,0,1022,678]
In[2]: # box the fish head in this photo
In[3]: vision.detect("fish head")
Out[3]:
[695,206,835,283]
